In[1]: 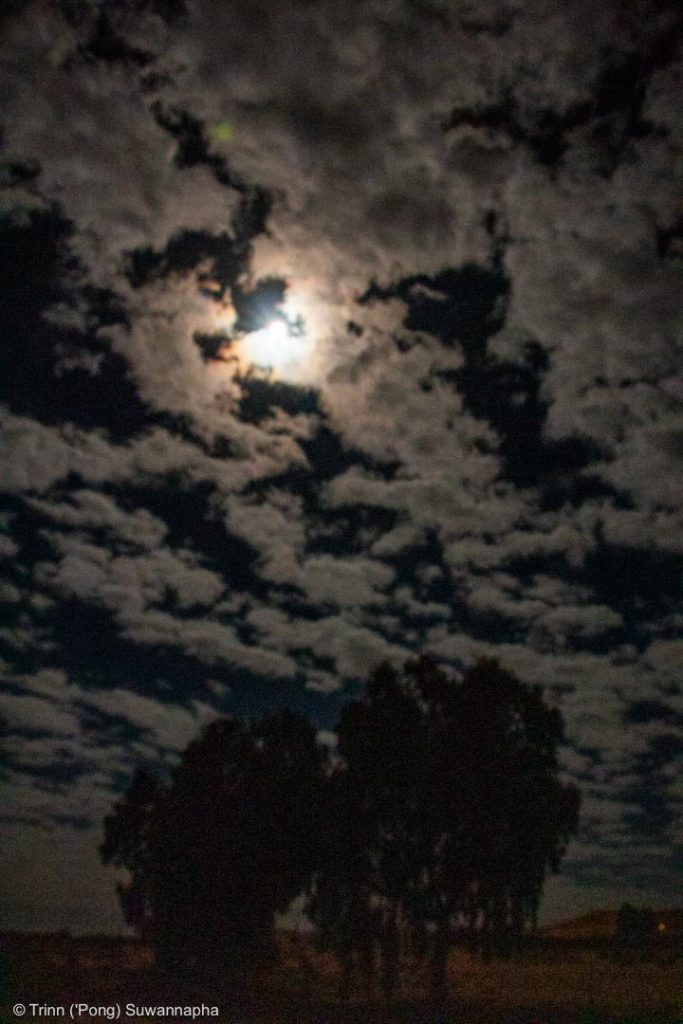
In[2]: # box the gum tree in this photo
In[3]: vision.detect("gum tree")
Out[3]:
[101,709,326,979]
[307,656,580,999]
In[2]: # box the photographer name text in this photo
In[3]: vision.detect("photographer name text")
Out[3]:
[12,1005,219,1019]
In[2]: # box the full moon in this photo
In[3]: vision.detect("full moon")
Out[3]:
[243,318,311,371]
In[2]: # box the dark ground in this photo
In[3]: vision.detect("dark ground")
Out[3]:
[1,931,680,1024]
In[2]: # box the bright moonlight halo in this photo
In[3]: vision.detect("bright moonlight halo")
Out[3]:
[243,317,311,371]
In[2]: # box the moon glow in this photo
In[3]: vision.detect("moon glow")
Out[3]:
[243,318,311,372]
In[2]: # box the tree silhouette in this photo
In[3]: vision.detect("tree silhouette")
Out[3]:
[307,656,580,999]
[306,768,380,999]
[101,709,325,979]
[307,662,426,998]
[414,657,580,990]
[100,765,162,938]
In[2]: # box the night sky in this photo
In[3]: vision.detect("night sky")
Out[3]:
[1,0,682,934]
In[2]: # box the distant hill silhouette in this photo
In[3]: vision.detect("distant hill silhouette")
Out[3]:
[538,907,683,940]
[3,908,683,947]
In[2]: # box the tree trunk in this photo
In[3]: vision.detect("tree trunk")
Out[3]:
[359,938,376,998]
[430,917,450,1002]
[380,910,399,1001]
[339,951,353,1001]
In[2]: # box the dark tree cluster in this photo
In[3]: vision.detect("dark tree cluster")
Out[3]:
[101,657,580,999]
[101,710,323,977]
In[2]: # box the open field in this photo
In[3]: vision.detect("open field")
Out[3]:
[2,930,680,1024]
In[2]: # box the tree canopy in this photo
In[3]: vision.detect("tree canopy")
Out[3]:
[101,709,324,977]
[308,656,580,996]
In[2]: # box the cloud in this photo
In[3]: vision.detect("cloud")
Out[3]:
[75,688,218,752]
[0,691,79,737]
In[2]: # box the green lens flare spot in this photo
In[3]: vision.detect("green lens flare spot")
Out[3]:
[210,122,234,143]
